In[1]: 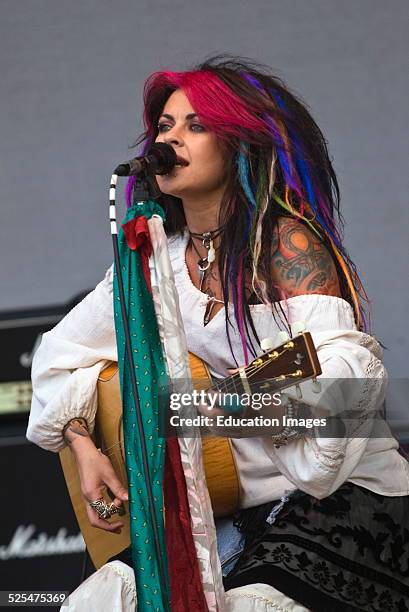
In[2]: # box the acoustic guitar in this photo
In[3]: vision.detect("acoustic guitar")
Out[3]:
[60,332,321,569]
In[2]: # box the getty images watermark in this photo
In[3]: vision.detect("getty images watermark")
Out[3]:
[168,389,327,430]
[158,377,403,439]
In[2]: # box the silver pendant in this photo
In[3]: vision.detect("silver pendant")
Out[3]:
[198,258,210,271]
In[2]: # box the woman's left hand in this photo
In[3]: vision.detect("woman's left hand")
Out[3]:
[198,368,286,437]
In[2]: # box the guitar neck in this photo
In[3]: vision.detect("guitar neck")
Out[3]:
[209,370,286,397]
[207,332,321,397]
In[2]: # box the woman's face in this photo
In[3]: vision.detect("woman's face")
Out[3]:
[154,89,228,201]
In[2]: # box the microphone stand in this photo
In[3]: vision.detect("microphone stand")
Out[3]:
[108,170,170,611]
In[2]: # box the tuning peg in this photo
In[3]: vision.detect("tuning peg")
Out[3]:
[276,331,290,344]
[311,378,322,393]
[260,337,275,351]
[291,321,306,336]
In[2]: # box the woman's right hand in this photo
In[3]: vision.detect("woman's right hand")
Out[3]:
[66,426,129,534]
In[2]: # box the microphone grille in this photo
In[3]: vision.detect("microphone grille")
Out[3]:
[148,143,177,174]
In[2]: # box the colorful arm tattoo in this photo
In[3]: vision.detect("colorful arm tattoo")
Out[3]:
[271,219,341,298]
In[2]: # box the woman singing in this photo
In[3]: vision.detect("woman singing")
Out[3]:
[27,56,409,611]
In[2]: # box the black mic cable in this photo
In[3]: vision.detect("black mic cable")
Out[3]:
[108,146,174,611]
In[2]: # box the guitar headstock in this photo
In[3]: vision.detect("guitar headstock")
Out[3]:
[231,332,321,394]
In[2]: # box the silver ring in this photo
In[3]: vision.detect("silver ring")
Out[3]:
[89,499,118,520]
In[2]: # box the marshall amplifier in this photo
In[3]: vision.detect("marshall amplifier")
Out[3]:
[0,292,95,603]
[0,438,87,601]
[0,292,88,422]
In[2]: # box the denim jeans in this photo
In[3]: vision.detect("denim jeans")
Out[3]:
[111,516,245,578]
[215,516,245,577]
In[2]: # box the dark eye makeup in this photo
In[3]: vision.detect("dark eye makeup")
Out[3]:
[157,122,206,133]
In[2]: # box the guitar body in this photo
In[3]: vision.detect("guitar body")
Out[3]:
[60,332,321,570]
[59,352,240,569]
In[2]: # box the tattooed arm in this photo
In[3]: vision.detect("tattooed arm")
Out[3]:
[271,217,341,298]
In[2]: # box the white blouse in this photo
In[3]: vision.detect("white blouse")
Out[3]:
[27,230,409,507]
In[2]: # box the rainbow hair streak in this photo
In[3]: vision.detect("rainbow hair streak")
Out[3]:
[126,63,369,365]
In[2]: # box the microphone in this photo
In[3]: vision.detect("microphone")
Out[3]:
[114,143,177,177]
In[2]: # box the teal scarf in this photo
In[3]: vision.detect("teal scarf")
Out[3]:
[113,200,170,611]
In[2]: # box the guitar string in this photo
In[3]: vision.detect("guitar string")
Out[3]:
[98,361,278,457]
[99,345,306,459]
[212,346,301,395]
[100,362,303,460]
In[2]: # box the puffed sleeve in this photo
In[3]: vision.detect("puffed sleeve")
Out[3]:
[26,265,117,452]
[263,294,389,499]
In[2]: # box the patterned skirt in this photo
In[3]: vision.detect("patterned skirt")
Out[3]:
[224,483,409,612]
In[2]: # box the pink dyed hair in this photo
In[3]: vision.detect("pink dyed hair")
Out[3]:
[125,57,370,363]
